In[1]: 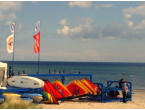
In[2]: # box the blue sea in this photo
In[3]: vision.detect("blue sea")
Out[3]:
[3,61,145,90]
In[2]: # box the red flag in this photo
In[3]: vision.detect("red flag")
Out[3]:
[33,32,40,53]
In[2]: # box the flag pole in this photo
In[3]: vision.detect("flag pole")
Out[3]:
[11,23,15,76]
[38,31,40,74]
[12,30,15,75]
[34,21,40,74]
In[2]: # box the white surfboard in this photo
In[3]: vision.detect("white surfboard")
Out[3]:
[7,76,44,88]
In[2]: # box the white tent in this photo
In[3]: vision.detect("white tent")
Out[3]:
[0,62,7,87]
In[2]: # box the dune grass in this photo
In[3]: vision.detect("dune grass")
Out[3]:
[0,95,42,109]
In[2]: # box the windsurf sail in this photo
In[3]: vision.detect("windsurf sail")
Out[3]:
[82,78,101,94]
[52,80,72,98]
[75,80,93,94]
[80,79,97,95]
[42,81,63,104]
[67,79,101,96]
[45,81,63,99]
[67,80,88,96]
[42,81,58,104]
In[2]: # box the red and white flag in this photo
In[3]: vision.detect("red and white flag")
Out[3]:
[6,34,14,53]
[33,32,40,54]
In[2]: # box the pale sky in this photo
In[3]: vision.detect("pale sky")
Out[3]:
[1,1,145,62]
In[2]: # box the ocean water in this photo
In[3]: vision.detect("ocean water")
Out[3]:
[3,61,145,90]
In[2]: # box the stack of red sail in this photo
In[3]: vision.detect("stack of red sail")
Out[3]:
[83,78,101,94]
[42,81,63,104]
[52,80,72,98]
[67,80,88,96]
[80,79,97,95]
[41,79,101,104]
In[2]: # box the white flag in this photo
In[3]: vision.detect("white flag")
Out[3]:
[6,34,14,53]
[35,21,40,32]
[10,23,15,33]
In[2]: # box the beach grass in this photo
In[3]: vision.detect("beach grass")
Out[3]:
[0,95,42,109]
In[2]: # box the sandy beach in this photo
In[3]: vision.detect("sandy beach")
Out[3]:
[38,90,145,109]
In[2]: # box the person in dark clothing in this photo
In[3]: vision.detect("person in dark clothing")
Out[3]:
[122,82,129,103]
[119,78,129,103]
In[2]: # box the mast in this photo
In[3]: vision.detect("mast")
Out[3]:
[11,23,15,76]
[38,31,40,74]
[34,21,40,74]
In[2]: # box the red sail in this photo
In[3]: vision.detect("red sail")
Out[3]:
[67,80,88,96]
[42,81,59,104]
[46,81,63,99]
[52,80,72,98]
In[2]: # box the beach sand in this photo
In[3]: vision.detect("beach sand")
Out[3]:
[38,90,145,109]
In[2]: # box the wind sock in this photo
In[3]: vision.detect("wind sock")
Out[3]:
[33,32,40,53]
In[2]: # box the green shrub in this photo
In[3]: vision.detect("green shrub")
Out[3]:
[0,95,42,109]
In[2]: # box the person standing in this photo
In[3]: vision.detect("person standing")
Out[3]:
[121,79,129,103]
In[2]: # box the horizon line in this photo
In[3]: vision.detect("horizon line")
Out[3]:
[1,60,145,64]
